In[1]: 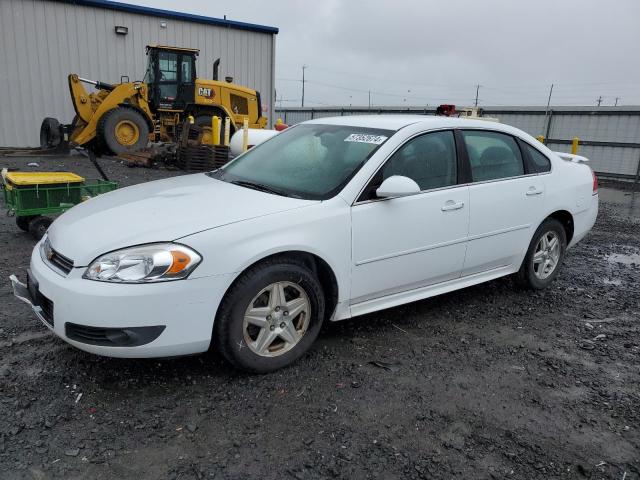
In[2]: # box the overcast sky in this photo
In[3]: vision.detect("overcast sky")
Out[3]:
[122,0,640,108]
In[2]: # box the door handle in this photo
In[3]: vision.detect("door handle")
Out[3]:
[441,200,464,211]
[526,187,543,196]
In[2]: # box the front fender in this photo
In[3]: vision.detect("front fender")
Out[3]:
[179,200,352,304]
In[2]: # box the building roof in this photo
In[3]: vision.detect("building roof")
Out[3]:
[56,0,279,34]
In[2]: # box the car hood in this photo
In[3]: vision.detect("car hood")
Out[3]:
[47,173,316,266]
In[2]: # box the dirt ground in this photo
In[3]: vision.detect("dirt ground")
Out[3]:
[1,154,639,480]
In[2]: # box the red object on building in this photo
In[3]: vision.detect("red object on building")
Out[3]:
[436,104,456,116]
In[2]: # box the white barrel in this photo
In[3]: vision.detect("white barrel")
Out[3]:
[229,129,279,157]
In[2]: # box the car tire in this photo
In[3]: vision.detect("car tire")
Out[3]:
[28,216,52,241]
[516,218,567,290]
[213,257,325,373]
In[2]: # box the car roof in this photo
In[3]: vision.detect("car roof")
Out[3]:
[303,114,519,134]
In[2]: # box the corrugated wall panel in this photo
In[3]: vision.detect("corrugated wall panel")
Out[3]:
[0,0,275,146]
[276,107,640,178]
[497,113,547,136]
[549,143,639,176]
[550,114,640,143]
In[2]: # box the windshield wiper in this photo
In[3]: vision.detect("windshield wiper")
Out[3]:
[231,180,294,198]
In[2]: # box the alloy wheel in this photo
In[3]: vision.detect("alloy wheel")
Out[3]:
[532,231,561,280]
[242,281,311,357]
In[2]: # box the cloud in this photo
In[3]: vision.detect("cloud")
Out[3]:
[122,0,640,106]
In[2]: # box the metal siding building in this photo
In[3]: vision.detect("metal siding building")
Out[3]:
[0,0,278,147]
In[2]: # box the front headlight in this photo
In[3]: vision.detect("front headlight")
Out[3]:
[83,243,202,283]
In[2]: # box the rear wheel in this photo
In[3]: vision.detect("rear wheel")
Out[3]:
[16,215,36,232]
[98,107,149,155]
[40,117,61,149]
[28,216,52,240]
[516,218,566,289]
[213,257,325,373]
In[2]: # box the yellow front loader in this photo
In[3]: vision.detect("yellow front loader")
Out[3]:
[41,45,268,155]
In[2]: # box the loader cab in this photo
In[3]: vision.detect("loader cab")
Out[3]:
[145,45,198,112]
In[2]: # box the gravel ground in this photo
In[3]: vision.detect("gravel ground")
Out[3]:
[1,155,639,480]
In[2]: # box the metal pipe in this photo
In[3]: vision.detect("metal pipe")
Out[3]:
[77,77,115,91]
[223,117,231,146]
[212,116,221,146]
[77,77,98,86]
[242,118,249,152]
[571,137,580,155]
[212,58,220,81]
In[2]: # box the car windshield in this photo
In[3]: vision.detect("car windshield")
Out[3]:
[211,124,394,200]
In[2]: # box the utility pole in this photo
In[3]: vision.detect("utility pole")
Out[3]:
[542,83,554,137]
[596,95,603,107]
[474,84,480,107]
[614,97,620,106]
[545,83,554,112]
[301,65,307,108]
[368,90,371,109]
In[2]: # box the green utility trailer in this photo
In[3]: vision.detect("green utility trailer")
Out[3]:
[2,172,117,239]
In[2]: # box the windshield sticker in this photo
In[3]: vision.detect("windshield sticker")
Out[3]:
[344,133,388,145]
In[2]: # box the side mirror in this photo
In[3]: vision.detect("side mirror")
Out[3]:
[376,175,420,198]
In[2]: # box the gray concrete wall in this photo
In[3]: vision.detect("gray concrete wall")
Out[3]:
[0,0,276,146]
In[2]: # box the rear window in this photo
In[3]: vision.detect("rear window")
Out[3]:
[462,130,524,182]
[523,143,551,173]
[230,94,249,115]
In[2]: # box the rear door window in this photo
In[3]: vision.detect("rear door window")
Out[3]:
[523,143,551,173]
[462,130,524,182]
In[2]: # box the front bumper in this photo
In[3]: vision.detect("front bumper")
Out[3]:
[10,246,234,358]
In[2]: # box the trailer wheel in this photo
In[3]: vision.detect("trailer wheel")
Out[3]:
[40,118,61,149]
[99,108,149,155]
[16,215,36,232]
[28,216,52,240]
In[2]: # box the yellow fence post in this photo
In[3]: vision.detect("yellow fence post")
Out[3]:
[211,116,221,146]
[242,118,249,152]
[223,117,231,146]
[536,135,545,143]
[571,137,579,155]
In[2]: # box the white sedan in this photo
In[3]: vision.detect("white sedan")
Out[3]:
[11,116,598,372]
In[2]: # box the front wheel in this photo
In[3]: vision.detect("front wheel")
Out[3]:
[98,107,150,155]
[516,218,567,289]
[213,258,325,373]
